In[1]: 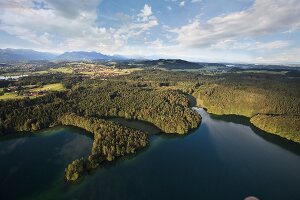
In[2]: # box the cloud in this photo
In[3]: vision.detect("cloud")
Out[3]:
[44,0,102,18]
[255,48,300,63]
[191,0,202,3]
[138,4,152,20]
[210,39,291,51]
[173,0,300,48]
[0,0,299,63]
[0,1,158,53]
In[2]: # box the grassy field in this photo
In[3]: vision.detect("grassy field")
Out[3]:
[80,71,95,75]
[79,68,143,76]
[31,83,65,92]
[49,67,74,74]
[0,92,27,100]
[236,70,288,75]
[32,71,49,75]
[122,68,144,73]
[0,83,66,101]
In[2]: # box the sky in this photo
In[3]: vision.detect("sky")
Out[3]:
[0,0,300,63]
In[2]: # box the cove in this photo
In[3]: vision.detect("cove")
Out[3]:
[0,108,300,200]
[0,126,93,200]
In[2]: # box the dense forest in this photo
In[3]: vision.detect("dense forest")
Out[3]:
[0,80,200,135]
[250,114,300,143]
[0,76,201,181]
[119,70,300,142]
[191,74,300,142]
[193,84,300,117]
[61,113,148,181]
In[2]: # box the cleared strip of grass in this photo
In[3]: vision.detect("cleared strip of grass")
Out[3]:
[0,83,66,101]
[0,92,26,100]
[49,67,74,74]
[80,71,95,75]
[31,83,65,92]
[236,70,288,74]
[32,71,49,75]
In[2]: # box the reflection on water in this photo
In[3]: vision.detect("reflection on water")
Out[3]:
[0,109,299,200]
[208,110,300,156]
[0,126,93,200]
[108,117,161,135]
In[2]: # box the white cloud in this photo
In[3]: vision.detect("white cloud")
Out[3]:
[44,0,102,19]
[211,39,291,51]
[138,4,153,21]
[173,0,300,48]
[145,39,164,48]
[0,1,158,53]
[191,0,202,3]
[0,0,299,63]
[255,48,300,63]
[179,1,185,6]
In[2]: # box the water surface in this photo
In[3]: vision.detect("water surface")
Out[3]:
[0,126,93,200]
[0,108,299,200]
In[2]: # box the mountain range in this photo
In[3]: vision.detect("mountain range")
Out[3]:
[0,49,124,62]
[0,49,57,62]
[1,49,298,70]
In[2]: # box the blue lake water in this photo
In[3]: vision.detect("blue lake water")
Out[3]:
[0,108,299,200]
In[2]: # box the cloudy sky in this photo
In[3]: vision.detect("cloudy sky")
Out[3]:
[0,0,300,63]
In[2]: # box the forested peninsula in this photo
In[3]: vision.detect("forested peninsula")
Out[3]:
[61,114,148,181]
[0,78,201,181]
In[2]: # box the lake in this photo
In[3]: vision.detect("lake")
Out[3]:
[0,108,299,200]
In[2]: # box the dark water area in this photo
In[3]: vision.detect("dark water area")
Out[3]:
[108,117,161,135]
[0,126,93,200]
[0,108,300,200]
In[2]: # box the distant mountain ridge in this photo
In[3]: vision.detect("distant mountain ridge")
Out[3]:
[1,49,299,69]
[55,51,123,61]
[0,49,57,62]
[0,49,124,62]
[114,59,204,69]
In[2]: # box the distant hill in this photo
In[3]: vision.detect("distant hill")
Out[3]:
[198,62,227,67]
[0,49,56,62]
[0,49,125,62]
[115,59,204,69]
[55,51,122,61]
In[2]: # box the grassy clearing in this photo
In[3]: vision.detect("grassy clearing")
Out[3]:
[119,68,144,75]
[123,68,144,72]
[1,72,26,76]
[50,67,74,74]
[0,83,66,101]
[23,85,38,89]
[106,68,143,75]
[0,92,26,100]
[80,71,95,75]
[79,68,143,76]
[236,70,288,75]
[31,83,65,92]
[32,71,49,75]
